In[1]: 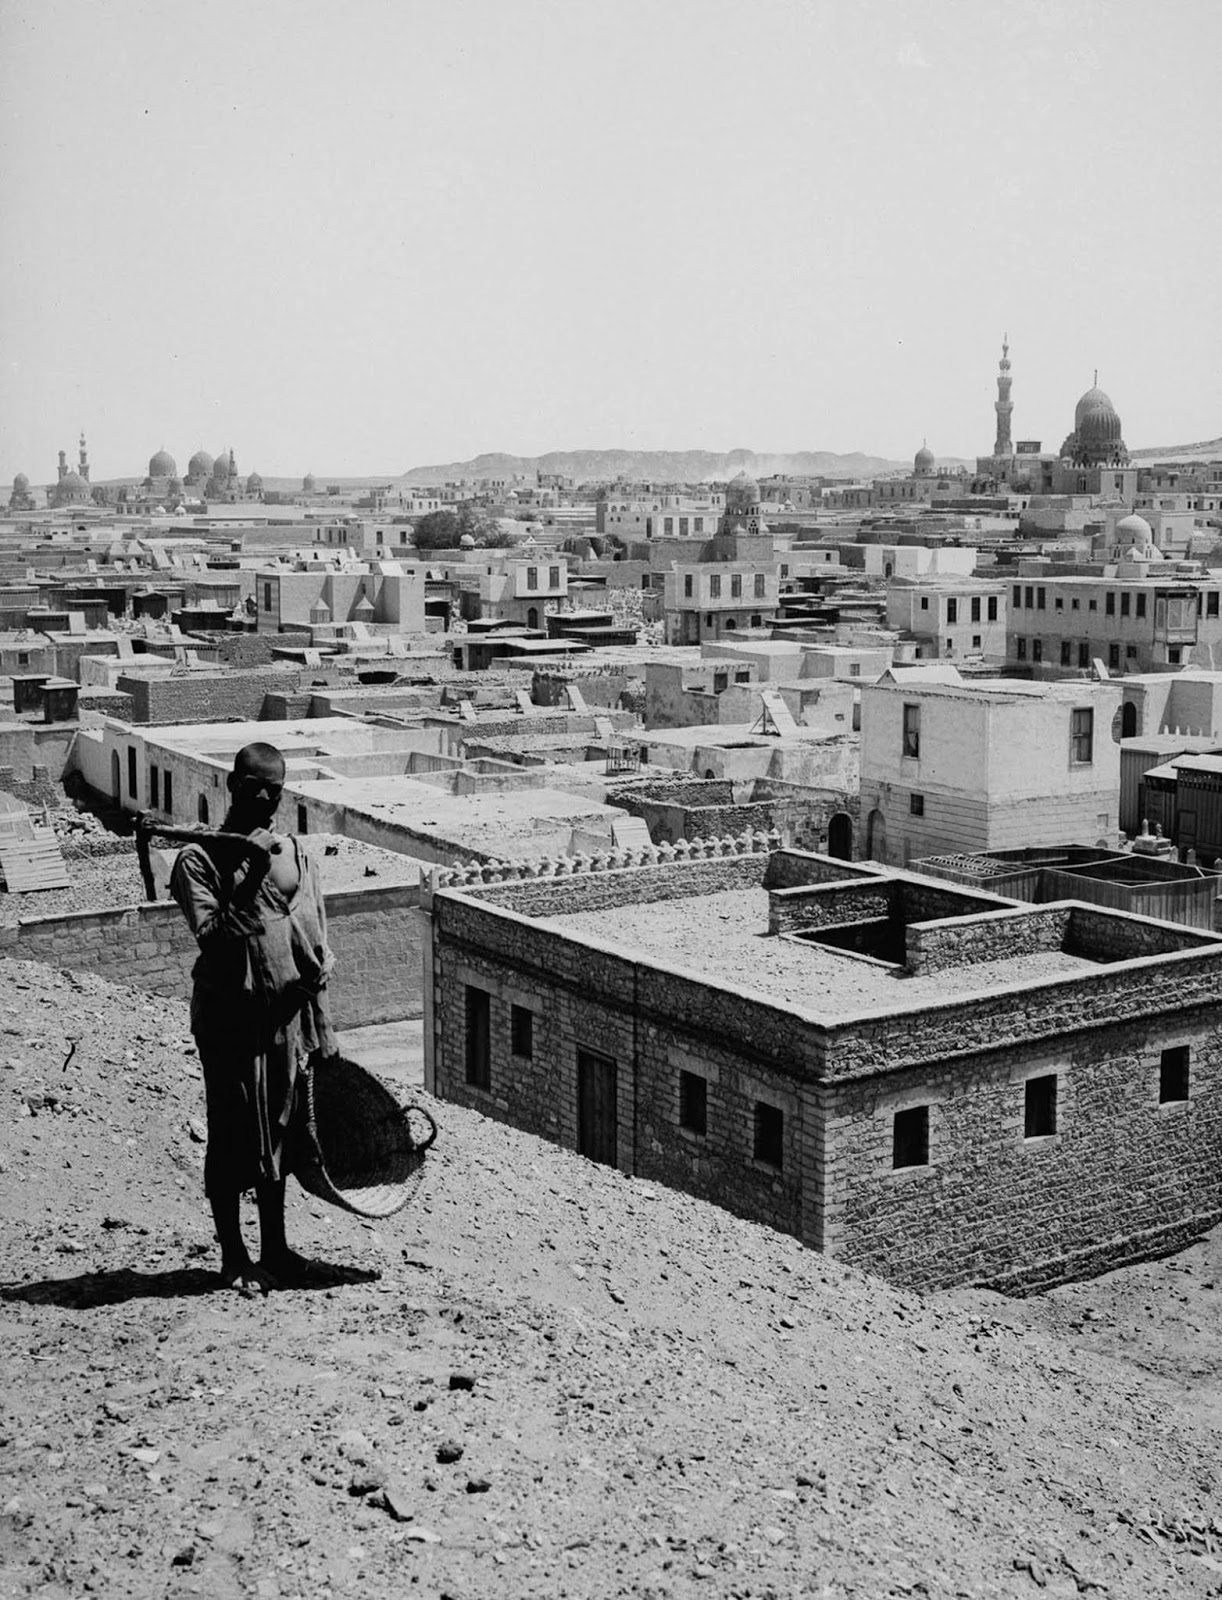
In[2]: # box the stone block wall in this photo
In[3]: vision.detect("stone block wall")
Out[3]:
[116,668,304,725]
[827,1005,1222,1293]
[905,906,1071,975]
[0,882,423,1028]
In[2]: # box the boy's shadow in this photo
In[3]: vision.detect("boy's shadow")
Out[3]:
[1,1260,380,1309]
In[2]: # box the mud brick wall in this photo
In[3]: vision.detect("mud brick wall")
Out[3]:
[825,1005,1222,1293]
[905,906,1071,975]
[116,668,304,725]
[0,883,423,1027]
[762,850,880,892]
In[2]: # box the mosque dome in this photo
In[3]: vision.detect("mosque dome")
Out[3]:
[1116,512,1152,541]
[726,469,760,506]
[149,449,178,478]
[59,471,87,491]
[188,449,214,479]
[1074,386,1116,430]
[914,443,935,473]
[303,472,317,492]
[246,471,263,492]
[13,473,29,491]
[1077,394,1123,449]
[459,532,476,548]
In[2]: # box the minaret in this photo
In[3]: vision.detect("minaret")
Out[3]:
[78,431,90,482]
[993,334,1013,458]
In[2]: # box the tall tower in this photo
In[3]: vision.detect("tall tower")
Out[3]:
[993,335,1013,458]
[78,432,90,482]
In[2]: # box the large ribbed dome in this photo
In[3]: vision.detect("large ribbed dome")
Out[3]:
[13,473,29,491]
[1078,395,1123,447]
[914,443,935,473]
[1074,385,1118,430]
[212,450,233,479]
[726,469,760,506]
[188,449,214,479]
[148,448,178,478]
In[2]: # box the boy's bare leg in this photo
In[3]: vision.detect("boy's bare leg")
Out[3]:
[257,1178,314,1284]
[211,1192,272,1294]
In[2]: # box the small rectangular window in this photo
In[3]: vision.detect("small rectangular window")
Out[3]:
[262,582,273,612]
[679,1070,707,1135]
[1106,591,1115,615]
[1017,637,1027,660]
[1025,586,1034,608]
[1060,640,1071,666]
[149,764,160,810]
[526,566,538,590]
[946,598,958,624]
[1120,592,1131,617]
[972,635,981,649]
[987,596,998,622]
[1078,642,1089,668]
[1071,706,1094,763]
[902,702,920,758]
[1024,1074,1057,1138]
[920,596,929,611]
[753,1102,783,1168]
[1032,639,1043,663]
[1137,593,1148,618]
[909,792,925,816]
[970,596,981,623]
[1159,1046,1189,1103]
[549,565,560,588]
[754,572,766,598]
[1013,584,1022,608]
[684,574,693,598]
[709,574,721,599]
[893,1105,929,1168]
[465,987,491,1089]
[1055,596,1064,610]
[511,1004,533,1059]
[1208,593,1219,619]
[731,573,742,599]
[1109,642,1120,668]
[163,770,173,814]
[1037,587,1046,610]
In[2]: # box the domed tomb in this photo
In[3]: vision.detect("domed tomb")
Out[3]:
[148,448,178,479]
[914,443,935,473]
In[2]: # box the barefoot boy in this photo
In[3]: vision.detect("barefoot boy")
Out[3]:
[170,742,335,1292]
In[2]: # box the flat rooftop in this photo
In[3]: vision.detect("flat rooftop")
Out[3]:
[539,886,1097,1019]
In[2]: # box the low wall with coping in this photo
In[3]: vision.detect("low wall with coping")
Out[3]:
[0,882,423,1028]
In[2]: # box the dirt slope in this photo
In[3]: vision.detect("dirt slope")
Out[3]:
[1,958,1220,1599]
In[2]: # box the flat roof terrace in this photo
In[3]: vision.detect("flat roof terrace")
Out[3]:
[539,886,1102,1018]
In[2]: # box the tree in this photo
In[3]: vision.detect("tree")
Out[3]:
[410,510,462,550]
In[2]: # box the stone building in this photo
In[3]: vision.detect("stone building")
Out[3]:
[885,575,1007,663]
[423,846,1222,1292]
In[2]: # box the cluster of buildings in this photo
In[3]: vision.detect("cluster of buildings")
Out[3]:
[3,340,1222,1296]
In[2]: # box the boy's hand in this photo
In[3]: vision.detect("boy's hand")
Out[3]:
[245,828,279,862]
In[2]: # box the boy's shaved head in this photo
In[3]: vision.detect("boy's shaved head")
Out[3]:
[232,743,286,782]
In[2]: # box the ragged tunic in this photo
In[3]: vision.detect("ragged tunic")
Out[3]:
[170,837,337,1196]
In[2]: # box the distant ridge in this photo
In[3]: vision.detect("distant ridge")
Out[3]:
[397,447,928,485]
[1131,437,1222,463]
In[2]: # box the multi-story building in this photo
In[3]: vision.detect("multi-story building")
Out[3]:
[1007,568,1222,676]
[597,491,725,541]
[859,666,1122,864]
[886,576,1007,662]
[662,562,781,643]
[474,553,568,628]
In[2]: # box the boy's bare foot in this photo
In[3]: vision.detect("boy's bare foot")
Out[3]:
[219,1255,273,1297]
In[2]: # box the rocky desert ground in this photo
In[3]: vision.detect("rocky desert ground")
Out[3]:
[1,956,1220,1599]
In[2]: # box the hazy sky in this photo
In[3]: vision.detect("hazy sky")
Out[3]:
[2,0,1219,482]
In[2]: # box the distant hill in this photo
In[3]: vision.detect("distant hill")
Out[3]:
[398,447,930,485]
[1131,437,1222,463]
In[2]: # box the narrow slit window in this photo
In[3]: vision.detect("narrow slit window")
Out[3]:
[465,987,491,1089]
[510,1004,533,1059]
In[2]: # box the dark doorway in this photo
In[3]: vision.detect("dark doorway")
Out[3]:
[827,811,853,859]
[1121,701,1137,737]
[577,1049,617,1166]
[527,607,539,630]
[866,807,886,862]
[110,750,121,800]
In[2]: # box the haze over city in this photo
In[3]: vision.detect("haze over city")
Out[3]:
[2,0,1219,484]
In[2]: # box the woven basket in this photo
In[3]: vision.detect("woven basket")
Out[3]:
[297,1056,437,1219]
